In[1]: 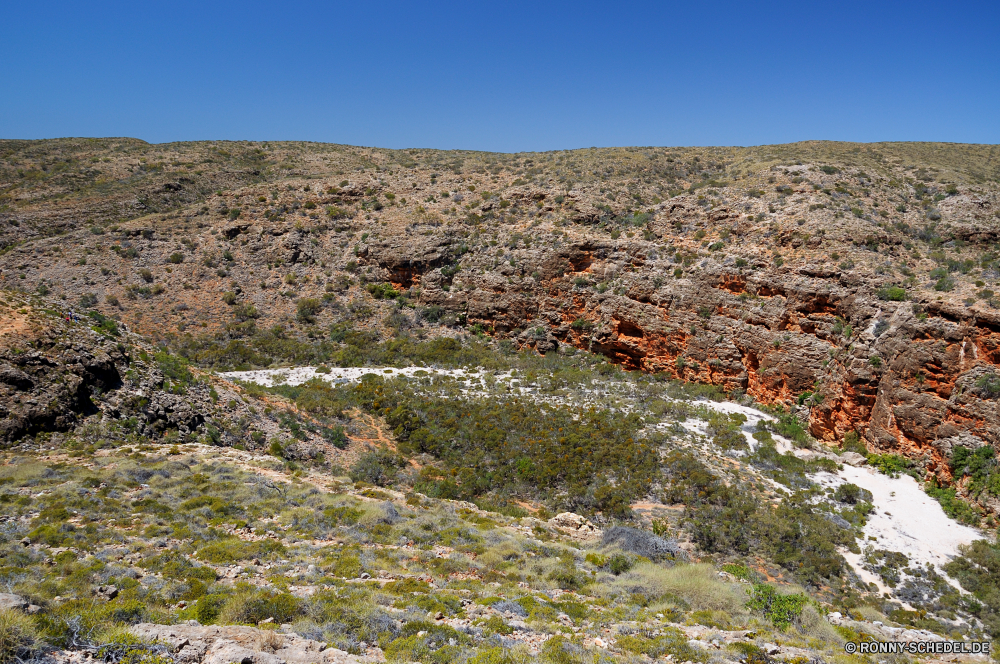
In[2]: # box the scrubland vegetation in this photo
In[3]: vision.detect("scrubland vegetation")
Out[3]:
[0,448,865,664]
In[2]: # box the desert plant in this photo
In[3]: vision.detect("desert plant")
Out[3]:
[296,298,321,323]
[0,609,40,663]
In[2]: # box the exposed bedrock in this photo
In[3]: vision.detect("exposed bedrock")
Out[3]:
[368,238,1000,475]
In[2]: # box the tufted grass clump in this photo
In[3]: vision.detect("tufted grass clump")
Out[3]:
[218,586,302,625]
[0,609,41,663]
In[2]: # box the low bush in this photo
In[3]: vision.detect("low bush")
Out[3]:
[747,583,807,628]
[0,609,40,663]
[349,449,405,487]
[601,526,682,561]
[218,586,302,625]
[296,298,321,323]
[616,626,702,661]
[197,538,285,563]
[602,563,746,612]
[877,286,906,301]
[833,483,872,504]
[867,453,911,478]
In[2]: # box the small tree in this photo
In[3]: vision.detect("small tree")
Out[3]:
[296,298,321,323]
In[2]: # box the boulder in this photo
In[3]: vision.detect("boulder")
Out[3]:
[0,593,28,611]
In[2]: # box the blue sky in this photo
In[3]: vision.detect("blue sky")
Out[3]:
[2,1,998,152]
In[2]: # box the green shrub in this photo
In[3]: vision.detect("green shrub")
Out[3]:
[867,453,910,478]
[926,482,980,525]
[168,253,184,264]
[268,440,285,459]
[747,583,807,628]
[154,350,194,386]
[975,374,1000,399]
[877,286,906,301]
[296,298,321,323]
[88,311,120,336]
[232,304,261,321]
[608,553,634,575]
[218,587,302,625]
[366,283,399,300]
[935,276,955,292]
[833,483,872,504]
[197,538,285,563]
[945,540,1000,636]
[617,627,701,660]
[349,449,405,487]
[0,609,39,663]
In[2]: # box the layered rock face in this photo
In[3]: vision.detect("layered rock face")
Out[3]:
[369,234,1000,478]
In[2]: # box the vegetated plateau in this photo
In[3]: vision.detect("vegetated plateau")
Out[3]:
[2,138,1000,664]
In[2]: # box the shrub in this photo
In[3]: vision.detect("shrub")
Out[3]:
[935,276,955,292]
[974,373,1000,399]
[747,583,807,628]
[616,627,699,661]
[154,350,194,386]
[197,539,285,564]
[601,526,682,561]
[296,298,321,323]
[867,453,910,478]
[0,609,40,663]
[88,311,119,336]
[833,483,872,505]
[233,304,261,321]
[349,449,405,487]
[94,626,170,664]
[945,540,1000,636]
[366,283,399,300]
[168,253,184,264]
[607,554,634,575]
[603,563,745,611]
[268,440,285,458]
[842,430,866,455]
[222,291,238,305]
[218,587,302,625]
[877,286,906,301]
[137,268,154,283]
[321,425,348,449]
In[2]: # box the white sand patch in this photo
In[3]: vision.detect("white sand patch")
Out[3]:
[691,399,794,452]
[813,467,983,574]
[219,365,485,387]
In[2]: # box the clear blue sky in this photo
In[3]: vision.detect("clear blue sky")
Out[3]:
[2,1,998,152]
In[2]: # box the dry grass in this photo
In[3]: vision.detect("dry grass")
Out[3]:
[0,608,39,663]
[254,629,285,653]
[602,562,749,613]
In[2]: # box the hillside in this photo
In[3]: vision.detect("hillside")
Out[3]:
[3,138,1000,663]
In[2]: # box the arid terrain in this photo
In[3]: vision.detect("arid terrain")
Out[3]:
[3,138,1000,664]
